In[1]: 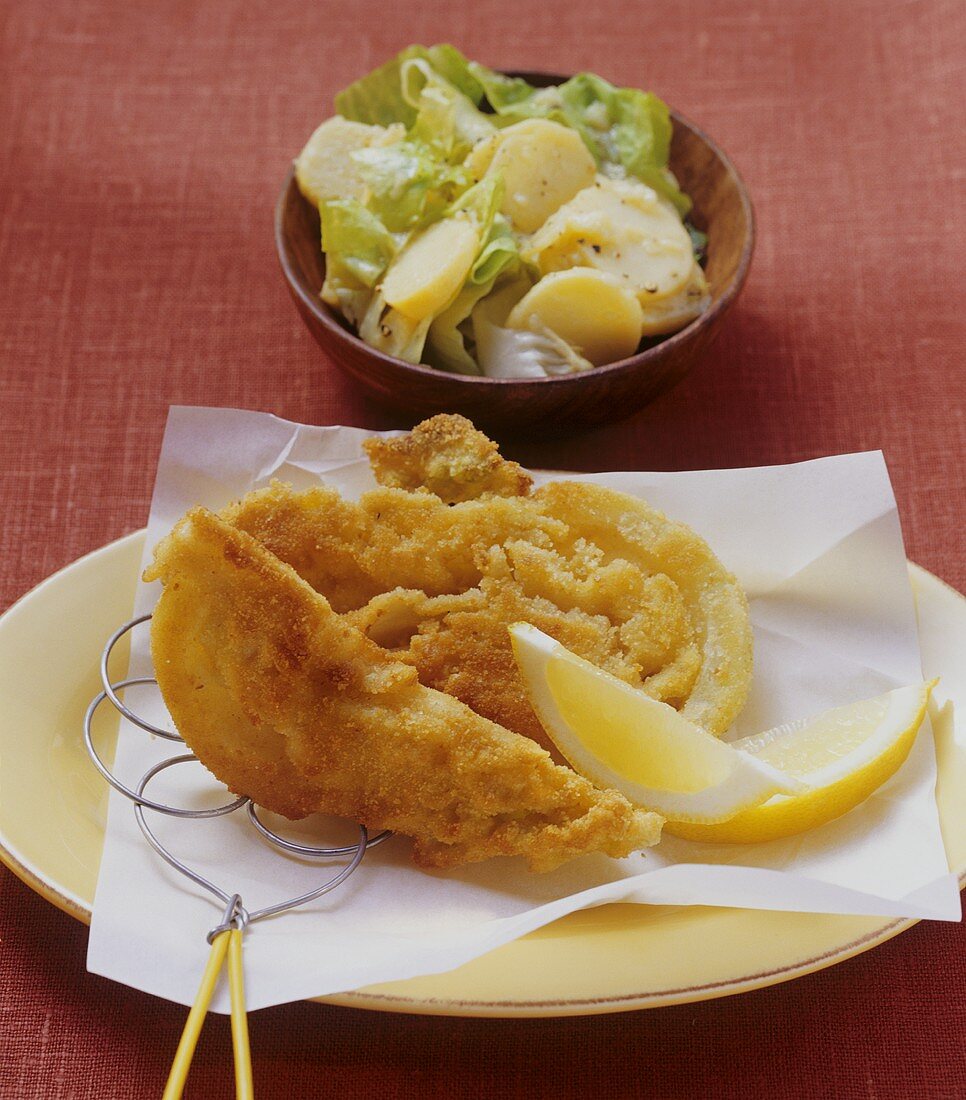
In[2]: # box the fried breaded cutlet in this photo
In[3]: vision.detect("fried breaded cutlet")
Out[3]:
[144,509,662,871]
[145,414,751,870]
[220,418,752,747]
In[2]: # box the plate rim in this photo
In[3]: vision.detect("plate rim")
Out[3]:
[329,911,925,1017]
[0,531,962,1017]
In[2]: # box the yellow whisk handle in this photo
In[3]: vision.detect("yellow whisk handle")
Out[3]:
[162,930,232,1100]
[228,928,254,1100]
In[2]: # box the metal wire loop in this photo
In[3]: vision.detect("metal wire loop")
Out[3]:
[134,757,254,910]
[89,615,393,931]
[207,893,248,943]
[245,828,370,924]
[100,613,182,741]
[134,757,372,927]
[247,802,392,858]
[85,692,249,818]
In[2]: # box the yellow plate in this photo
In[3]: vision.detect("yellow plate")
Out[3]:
[0,532,963,1017]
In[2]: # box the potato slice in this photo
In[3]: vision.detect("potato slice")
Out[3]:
[295,116,402,206]
[466,120,597,234]
[639,263,711,336]
[524,177,695,302]
[507,268,644,366]
[381,217,480,321]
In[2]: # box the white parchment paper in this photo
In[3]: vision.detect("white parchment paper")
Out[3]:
[87,407,960,1011]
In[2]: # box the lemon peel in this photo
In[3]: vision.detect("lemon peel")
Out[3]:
[666,680,936,843]
[509,623,802,824]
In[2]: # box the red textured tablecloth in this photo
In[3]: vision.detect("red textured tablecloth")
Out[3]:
[2,1,964,1096]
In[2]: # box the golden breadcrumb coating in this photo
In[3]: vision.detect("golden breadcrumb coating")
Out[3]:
[222,477,752,738]
[363,413,533,502]
[343,544,697,759]
[220,480,567,610]
[144,509,663,871]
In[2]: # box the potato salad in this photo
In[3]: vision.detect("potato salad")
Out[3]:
[295,45,709,377]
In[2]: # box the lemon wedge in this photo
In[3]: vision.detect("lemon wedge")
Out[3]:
[509,623,803,823]
[666,680,935,843]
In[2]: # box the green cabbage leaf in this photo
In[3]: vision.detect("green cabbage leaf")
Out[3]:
[349,141,470,232]
[335,44,483,128]
[467,64,690,215]
[425,177,520,374]
[319,198,396,288]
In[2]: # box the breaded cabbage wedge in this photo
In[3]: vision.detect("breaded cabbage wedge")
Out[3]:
[143,508,662,871]
[363,413,532,502]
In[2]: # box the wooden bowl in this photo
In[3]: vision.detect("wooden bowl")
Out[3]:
[276,73,754,432]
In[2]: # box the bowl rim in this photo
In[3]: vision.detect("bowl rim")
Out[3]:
[275,96,754,389]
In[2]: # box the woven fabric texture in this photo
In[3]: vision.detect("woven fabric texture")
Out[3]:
[0,1,963,1097]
